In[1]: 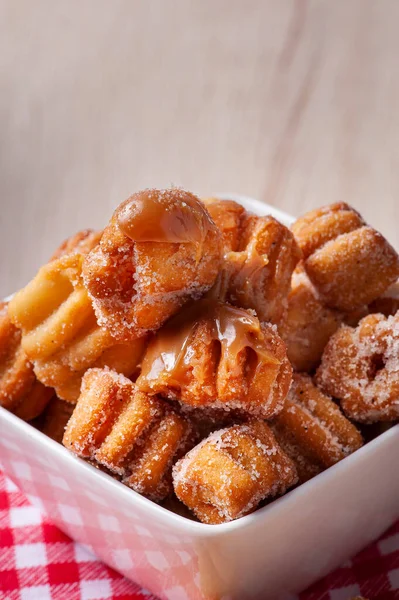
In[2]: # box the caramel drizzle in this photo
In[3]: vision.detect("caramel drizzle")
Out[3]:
[225,240,269,298]
[140,299,280,386]
[117,189,214,244]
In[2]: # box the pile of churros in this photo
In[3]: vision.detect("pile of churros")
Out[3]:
[1,189,398,524]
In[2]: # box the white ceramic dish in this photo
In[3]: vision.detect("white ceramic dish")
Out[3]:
[0,195,398,600]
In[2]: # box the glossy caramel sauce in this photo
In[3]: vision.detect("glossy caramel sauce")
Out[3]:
[204,199,269,295]
[139,299,280,386]
[117,188,215,244]
[226,243,269,291]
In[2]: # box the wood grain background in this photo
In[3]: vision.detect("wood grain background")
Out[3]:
[1,0,398,296]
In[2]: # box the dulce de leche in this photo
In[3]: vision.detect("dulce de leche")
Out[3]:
[117,188,215,244]
[137,298,292,418]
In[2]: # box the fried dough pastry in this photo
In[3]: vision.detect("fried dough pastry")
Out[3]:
[204,199,301,323]
[180,406,247,440]
[11,380,54,422]
[137,298,292,418]
[203,199,246,253]
[63,368,194,501]
[0,302,54,420]
[40,396,74,443]
[316,313,399,423]
[342,281,399,327]
[272,374,362,482]
[292,203,399,311]
[369,280,399,318]
[8,254,146,403]
[82,189,222,341]
[278,265,344,372]
[173,421,298,524]
[51,229,102,261]
[342,305,370,328]
[270,423,322,484]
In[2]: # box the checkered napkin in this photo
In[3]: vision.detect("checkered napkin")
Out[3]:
[1,470,398,600]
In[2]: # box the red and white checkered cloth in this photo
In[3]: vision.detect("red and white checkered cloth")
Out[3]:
[1,470,398,600]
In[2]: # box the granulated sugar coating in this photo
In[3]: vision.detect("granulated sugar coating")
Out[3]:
[63,368,195,501]
[204,198,301,324]
[278,264,344,372]
[292,203,399,311]
[137,299,292,419]
[291,202,365,259]
[272,374,362,481]
[50,228,102,261]
[316,312,399,423]
[83,188,222,342]
[172,421,298,524]
[270,421,322,484]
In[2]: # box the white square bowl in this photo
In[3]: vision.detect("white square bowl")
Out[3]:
[0,195,398,600]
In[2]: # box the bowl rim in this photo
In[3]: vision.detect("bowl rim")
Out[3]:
[2,193,397,536]
[1,404,398,537]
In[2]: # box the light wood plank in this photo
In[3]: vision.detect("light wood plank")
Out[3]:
[1,0,398,295]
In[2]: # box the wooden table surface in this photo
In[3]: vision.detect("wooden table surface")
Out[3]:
[1,0,398,296]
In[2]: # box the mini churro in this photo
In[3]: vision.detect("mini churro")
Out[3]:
[292,203,399,311]
[40,396,75,443]
[272,374,362,482]
[63,368,194,501]
[316,313,399,422]
[205,199,301,323]
[173,421,298,524]
[138,298,292,418]
[278,265,343,372]
[83,189,222,341]
[0,302,53,420]
[8,254,145,402]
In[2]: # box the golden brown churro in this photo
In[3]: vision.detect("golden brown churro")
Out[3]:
[292,203,399,311]
[272,374,362,482]
[83,189,222,341]
[205,199,301,323]
[316,313,399,423]
[138,298,292,418]
[173,421,298,524]
[278,266,343,372]
[39,396,75,443]
[63,368,194,501]
[51,229,102,260]
[0,302,53,420]
[8,254,145,402]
